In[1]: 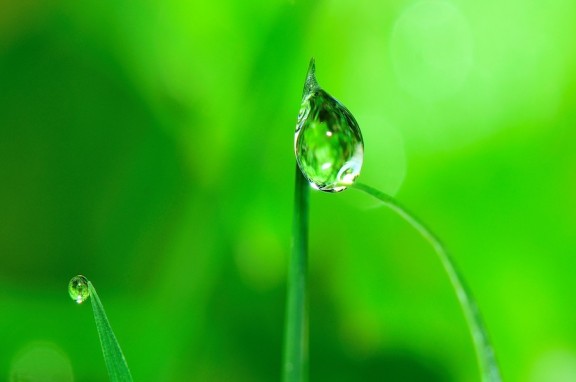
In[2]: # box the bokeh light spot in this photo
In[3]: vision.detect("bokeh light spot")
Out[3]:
[9,342,73,382]
[391,0,474,101]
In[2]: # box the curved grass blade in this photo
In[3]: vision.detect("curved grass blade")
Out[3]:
[353,182,501,382]
[282,165,310,382]
[88,281,133,382]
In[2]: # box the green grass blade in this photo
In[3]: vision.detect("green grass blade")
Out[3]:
[283,165,310,382]
[353,182,501,382]
[88,281,133,382]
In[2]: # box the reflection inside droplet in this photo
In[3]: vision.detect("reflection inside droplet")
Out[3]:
[68,275,90,304]
[294,59,364,192]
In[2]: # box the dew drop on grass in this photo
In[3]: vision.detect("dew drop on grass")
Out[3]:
[294,59,364,192]
[68,275,90,304]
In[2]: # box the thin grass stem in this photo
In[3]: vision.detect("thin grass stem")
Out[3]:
[88,281,133,382]
[282,165,310,382]
[353,182,501,382]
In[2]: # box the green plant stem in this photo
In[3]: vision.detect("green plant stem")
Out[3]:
[283,165,310,382]
[88,281,133,382]
[353,182,501,382]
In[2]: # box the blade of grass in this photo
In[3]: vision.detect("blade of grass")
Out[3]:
[353,182,501,382]
[282,165,310,382]
[88,281,133,382]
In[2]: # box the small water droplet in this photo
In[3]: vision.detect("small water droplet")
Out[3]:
[294,59,364,192]
[68,275,90,304]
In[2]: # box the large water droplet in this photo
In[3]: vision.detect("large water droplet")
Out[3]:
[68,275,90,304]
[294,59,364,192]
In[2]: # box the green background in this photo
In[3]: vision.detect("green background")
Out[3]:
[1,0,575,380]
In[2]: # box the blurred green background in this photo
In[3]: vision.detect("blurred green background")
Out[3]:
[1,0,575,380]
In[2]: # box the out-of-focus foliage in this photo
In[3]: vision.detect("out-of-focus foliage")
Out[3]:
[1,0,575,381]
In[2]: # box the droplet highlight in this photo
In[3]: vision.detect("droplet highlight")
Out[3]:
[68,275,90,304]
[294,59,364,192]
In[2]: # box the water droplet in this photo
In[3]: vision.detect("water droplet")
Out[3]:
[68,275,90,304]
[294,58,364,192]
